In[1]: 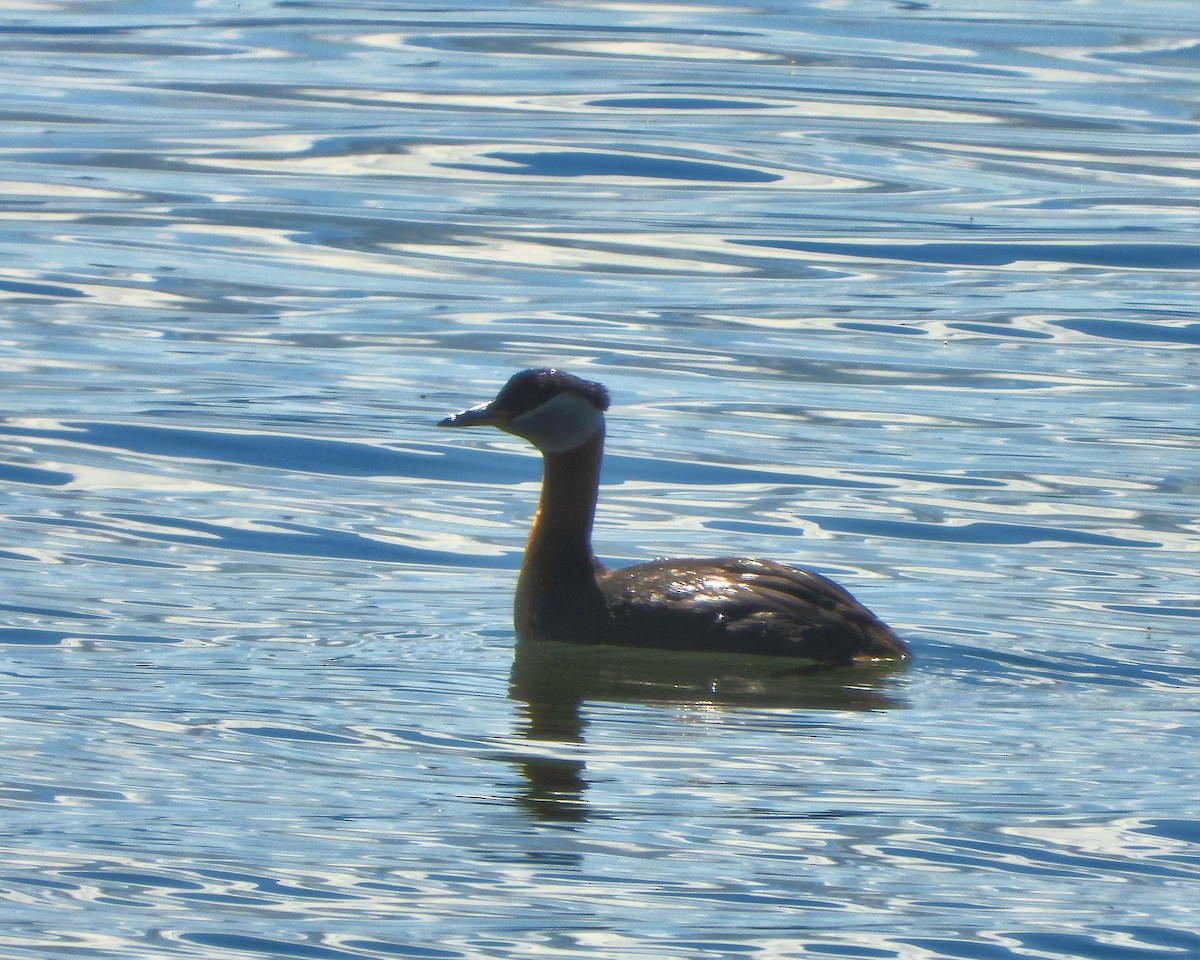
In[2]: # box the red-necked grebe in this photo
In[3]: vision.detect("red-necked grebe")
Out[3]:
[440,368,909,664]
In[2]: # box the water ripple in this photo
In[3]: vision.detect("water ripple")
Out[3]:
[1,3,1196,958]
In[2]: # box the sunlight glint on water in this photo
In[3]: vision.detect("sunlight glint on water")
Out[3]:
[0,1,1197,959]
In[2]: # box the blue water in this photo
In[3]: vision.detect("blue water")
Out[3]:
[1,1,1197,958]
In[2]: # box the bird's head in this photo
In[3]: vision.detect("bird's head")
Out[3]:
[439,368,610,453]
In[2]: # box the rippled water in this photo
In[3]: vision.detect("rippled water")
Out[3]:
[2,1,1198,958]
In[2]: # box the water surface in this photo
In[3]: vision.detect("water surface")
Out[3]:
[1,1,1197,958]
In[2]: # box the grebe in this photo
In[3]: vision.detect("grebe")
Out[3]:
[439,368,909,664]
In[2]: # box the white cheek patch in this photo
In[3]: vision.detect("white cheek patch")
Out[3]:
[510,392,603,452]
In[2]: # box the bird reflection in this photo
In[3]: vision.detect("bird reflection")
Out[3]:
[507,639,907,823]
